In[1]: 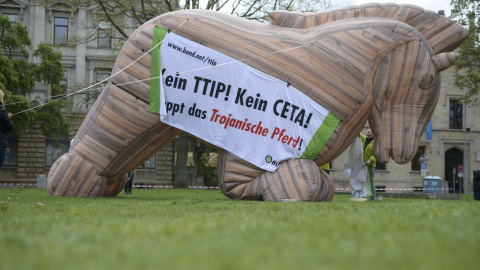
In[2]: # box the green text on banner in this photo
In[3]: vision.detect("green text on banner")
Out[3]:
[150,27,168,113]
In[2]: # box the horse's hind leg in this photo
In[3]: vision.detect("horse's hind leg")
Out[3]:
[218,150,334,202]
[47,83,180,198]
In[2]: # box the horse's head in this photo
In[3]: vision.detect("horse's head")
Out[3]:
[367,38,459,164]
[268,4,468,165]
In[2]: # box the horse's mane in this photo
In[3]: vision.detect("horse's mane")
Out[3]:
[269,3,468,54]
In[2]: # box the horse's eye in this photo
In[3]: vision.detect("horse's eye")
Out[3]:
[418,73,435,90]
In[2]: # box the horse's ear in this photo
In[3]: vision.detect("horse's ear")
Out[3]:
[431,53,460,72]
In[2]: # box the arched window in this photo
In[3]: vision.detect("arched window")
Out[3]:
[411,146,426,171]
[445,148,463,193]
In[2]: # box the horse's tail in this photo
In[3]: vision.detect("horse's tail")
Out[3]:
[269,3,468,54]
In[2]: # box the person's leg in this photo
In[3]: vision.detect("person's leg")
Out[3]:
[351,183,361,198]
[129,173,134,194]
[368,167,376,200]
[350,177,367,201]
[0,147,7,173]
[128,179,133,194]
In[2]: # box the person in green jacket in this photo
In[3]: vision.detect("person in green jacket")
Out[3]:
[359,129,376,200]
[319,163,330,175]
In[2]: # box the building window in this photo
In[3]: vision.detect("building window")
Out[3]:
[4,13,18,22]
[59,70,68,96]
[96,72,110,85]
[376,162,386,170]
[4,132,18,166]
[45,135,69,167]
[60,71,68,90]
[138,155,156,169]
[51,71,67,99]
[94,71,110,97]
[54,17,69,45]
[449,100,463,129]
[411,146,426,171]
[98,21,112,48]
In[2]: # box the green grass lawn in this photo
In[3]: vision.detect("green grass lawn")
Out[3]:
[1,188,479,270]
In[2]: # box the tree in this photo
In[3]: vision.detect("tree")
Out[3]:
[450,0,480,106]
[174,131,189,188]
[50,0,341,44]
[0,15,70,139]
[188,137,217,186]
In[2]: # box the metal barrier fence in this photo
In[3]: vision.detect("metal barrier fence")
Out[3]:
[1,182,456,192]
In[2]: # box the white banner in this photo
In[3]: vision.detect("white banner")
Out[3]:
[159,32,339,171]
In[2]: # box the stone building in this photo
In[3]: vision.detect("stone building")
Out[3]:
[1,1,478,193]
[329,67,479,194]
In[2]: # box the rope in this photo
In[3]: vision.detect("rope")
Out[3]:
[10,19,189,116]
[160,43,310,78]
[5,86,102,106]
[8,19,310,116]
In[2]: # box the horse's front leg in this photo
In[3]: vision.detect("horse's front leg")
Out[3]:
[218,150,334,202]
[47,83,180,198]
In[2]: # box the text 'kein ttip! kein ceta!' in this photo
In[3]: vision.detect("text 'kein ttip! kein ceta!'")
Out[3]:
[162,69,314,130]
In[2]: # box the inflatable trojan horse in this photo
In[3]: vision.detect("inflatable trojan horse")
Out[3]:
[47,3,468,201]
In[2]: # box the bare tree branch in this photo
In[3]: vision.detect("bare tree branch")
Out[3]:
[97,1,130,39]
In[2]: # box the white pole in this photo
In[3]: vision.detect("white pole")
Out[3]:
[464,104,467,194]
[453,167,456,193]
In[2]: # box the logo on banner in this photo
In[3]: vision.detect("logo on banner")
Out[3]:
[265,155,282,167]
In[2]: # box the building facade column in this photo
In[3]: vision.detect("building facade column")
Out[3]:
[29,1,46,63]
[75,7,88,89]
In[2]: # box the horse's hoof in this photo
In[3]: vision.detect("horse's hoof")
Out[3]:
[218,150,334,202]
[47,153,106,198]
[101,174,127,197]
[258,159,334,202]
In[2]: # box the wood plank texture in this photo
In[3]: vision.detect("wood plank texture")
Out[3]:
[269,3,468,54]
[47,154,105,198]
[47,5,467,199]
[218,150,333,202]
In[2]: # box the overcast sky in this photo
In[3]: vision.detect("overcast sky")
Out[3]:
[352,0,453,17]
